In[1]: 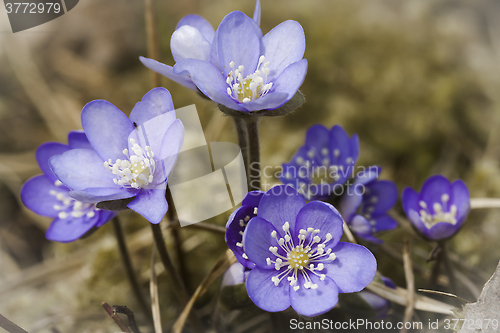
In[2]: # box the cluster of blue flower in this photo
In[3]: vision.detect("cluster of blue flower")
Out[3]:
[21,0,471,322]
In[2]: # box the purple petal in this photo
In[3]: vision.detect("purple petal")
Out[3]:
[365,180,398,215]
[420,175,452,211]
[69,187,138,203]
[257,185,306,237]
[217,11,261,77]
[350,134,360,162]
[305,125,330,149]
[95,210,116,227]
[324,242,377,293]
[171,25,212,62]
[402,186,433,237]
[330,125,352,164]
[290,274,339,316]
[36,142,70,182]
[354,166,382,186]
[139,56,198,91]
[21,175,63,218]
[127,188,168,224]
[246,267,291,312]
[425,222,461,241]
[451,179,470,223]
[261,20,305,82]
[129,87,175,126]
[49,148,117,190]
[81,100,135,162]
[226,206,256,269]
[129,89,177,159]
[401,187,420,218]
[357,233,383,244]
[372,215,398,232]
[173,59,246,111]
[295,201,344,248]
[243,216,280,268]
[239,92,289,112]
[340,191,363,223]
[68,131,92,150]
[269,59,308,102]
[349,215,372,236]
[153,119,184,183]
[209,29,222,71]
[45,214,99,243]
[252,0,261,26]
[176,14,215,42]
[242,190,265,207]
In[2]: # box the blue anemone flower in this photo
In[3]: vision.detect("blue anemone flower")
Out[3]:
[140,1,262,94]
[280,125,359,200]
[340,166,398,244]
[142,8,306,112]
[402,175,470,241]
[49,88,184,224]
[225,190,265,269]
[243,185,376,316]
[21,132,116,242]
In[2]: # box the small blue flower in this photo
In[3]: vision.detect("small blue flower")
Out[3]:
[243,185,376,316]
[142,7,306,112]
[357,276,396,318]
[280,125,359,200]
[49,88,184,224]
[340,166,398,244]
[402,175,470,241]
[21,132,116,242]
[225,190,265,269]
[140,0,261,93]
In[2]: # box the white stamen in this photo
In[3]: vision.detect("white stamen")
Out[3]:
[104,138,155,189]
[226,56,273,103]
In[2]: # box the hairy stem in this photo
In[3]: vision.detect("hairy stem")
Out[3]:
[231,117,250,184]
[428,243,443,289]
[245,117,260,191]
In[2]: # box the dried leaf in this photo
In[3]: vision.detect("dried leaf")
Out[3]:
[172,249,236,333]
[366,281,454,314]
[459,261,500,333]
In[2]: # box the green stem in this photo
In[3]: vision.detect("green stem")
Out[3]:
[244,117,261,191]
[112,217,153,325]
[428,243,443,289]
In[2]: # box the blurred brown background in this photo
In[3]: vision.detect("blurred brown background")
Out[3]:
[1,0,500,331]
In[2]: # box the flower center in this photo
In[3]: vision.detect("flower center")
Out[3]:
[104,138,155,189]
[419,194,457,229]
[287,246,311,269]
[226,55,272,103]
[50,180,98,219]
[265,222,337,291]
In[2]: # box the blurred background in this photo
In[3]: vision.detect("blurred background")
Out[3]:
[1,0,500,331]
